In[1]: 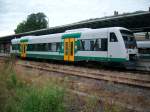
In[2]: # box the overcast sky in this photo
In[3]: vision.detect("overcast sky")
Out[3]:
[0,0,150,36]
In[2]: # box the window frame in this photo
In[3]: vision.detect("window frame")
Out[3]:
[27,42,61,52]
[77,38,108,51]
[110,32,118,42]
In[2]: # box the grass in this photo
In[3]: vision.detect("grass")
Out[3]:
[0,57,125,112]
[0,57,66,112]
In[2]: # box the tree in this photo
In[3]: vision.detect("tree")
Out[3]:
[14,12,48,34]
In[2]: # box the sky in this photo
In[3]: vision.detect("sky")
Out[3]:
[0,0,150,36]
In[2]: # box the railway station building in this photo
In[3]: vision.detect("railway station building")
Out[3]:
[0,10,150,53]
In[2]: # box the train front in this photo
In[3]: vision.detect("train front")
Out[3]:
[120,29,138,69]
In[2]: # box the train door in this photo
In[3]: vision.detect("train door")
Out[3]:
[20,43,27,58]
[64,38,75,61]
[69,38,75,61]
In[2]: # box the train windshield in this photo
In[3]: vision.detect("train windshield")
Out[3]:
[120,30,137,49]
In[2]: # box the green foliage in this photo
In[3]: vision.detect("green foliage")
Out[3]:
[1,81,65,112]
[14,12,48,34]
[16,86,65,112]
[0,62,66,112]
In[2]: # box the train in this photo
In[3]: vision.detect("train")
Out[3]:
[11,27,138,68]
[137,41,150,59]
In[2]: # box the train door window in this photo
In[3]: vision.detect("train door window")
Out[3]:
[24,45,26,53]
[70,42,73,56]
[110,32,118,42]
[65,42,68,55]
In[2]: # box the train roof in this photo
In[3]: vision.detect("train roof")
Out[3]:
[11,27,130,43]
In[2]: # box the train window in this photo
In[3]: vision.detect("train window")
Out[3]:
[77,40,85,50]
[41,43,47,51]
[95,39,101,51]
[12,44,19,50]
[45,43,49,51]
[12,44,15,50]
[33,44,37,51]
[84,40,91,51]
[110,32,118,42]
[56,43,61,51]
[77,39,108,51]
[12,45,15,50]
[90,40,94,50]
[51,43,56,52]
[27,44,31,51]
[101,38,108,51]
[48,43,52,51]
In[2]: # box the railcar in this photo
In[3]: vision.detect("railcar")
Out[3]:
[137,41,150,59]
[11,27,138,68]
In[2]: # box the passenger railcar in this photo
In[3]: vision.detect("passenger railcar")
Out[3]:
[137,41,150,59]
[11,27,138,68]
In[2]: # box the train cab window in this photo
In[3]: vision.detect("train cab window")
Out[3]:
[110,32,118,42]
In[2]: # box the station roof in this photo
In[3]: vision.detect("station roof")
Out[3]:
[0,11,150,43]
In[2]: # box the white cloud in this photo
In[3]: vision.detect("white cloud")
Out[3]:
[0,0,150,36]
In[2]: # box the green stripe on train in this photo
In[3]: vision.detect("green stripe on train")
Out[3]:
[26,53,64,60]
[62,33,81,39]
[75,56,127,62]
[20,39,28,42]
[15,52,127,62]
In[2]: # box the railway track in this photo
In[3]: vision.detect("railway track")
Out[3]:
[18,60,150,88]
[16,60,150,112]
[0,56,150,88]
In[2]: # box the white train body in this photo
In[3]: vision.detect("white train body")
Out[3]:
[11,27,138,68]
